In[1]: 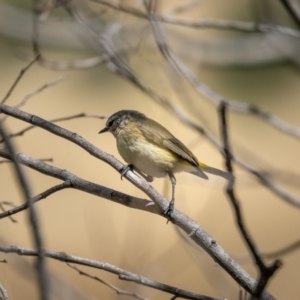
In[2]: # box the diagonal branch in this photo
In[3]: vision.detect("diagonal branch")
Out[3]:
[0,112,107,143]
[95,0,300,39]
[0,280,8,300]
[0,147,157,219]
[278,0,300,27]
[1,56,40,105]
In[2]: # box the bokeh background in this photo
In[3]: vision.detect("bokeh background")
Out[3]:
[1,0,300,299]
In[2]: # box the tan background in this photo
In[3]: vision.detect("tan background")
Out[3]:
[1,1,300,299]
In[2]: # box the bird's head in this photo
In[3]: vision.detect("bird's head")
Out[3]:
[99,110,146,136]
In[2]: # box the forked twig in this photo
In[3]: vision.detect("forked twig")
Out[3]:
[1,56,40,105]
[219,102,281,298]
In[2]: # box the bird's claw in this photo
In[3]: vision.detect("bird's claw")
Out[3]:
[163,200,174,223]
[120,164,133,180]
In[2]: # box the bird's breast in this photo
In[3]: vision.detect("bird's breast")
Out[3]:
[115,125,177,178]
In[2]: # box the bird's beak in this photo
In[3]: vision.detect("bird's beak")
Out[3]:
[98,127,108,134]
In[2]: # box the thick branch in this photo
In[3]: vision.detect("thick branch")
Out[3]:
[0,147,157,218]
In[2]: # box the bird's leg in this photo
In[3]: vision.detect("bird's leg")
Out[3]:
[121,164,153,182]
[164,171,176,220]
[135,169,153,182]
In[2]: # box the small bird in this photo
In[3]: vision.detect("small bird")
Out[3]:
[99,110,230,217]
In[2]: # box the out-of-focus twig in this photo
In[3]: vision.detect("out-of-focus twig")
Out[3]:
[278,0,300,27]
[1,56,40,105]
[0,147,157,218]
[15,75,68,109]
[0,280,9,300]
[95,0,300,39]
[219,102,281,299]
[1,75,68,124]
[0,202,17,223]
[0,124,50,300]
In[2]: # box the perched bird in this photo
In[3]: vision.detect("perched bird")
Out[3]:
[99,110,230,217]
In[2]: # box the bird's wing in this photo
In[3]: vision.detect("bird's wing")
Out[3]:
[138,118,199,167]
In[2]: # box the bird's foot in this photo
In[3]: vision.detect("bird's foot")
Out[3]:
[120,164,133,180]
[163,200,174,223]
[143,174,153,182]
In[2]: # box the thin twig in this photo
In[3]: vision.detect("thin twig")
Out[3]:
[1,75,67,124]
[234,237,300,265]
[0,158,53,164]
[164,0,205,16]
[1,56,40,105]
[264,238,300,259]
[67,263,148,300]
[0,202,17,223]
[0,147,157,219]
[0,245,222,300]
[278,0,300,27]
[0,113,107,143]
[22,55,108,70]
[219,101,281,298]
[0,124,50,300]
[95,0,300,39]
[15,75,68,109]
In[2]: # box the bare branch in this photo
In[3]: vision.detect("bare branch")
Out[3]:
[0,158,53,163]
[278,0,300,27]
[0,124,50,300]
[264,238,300,259]
[0,181,72,221]
[0,147,157,218]
[164,0,205,16]
[0,202,17,223]
[0,245,222,300]
[15,75,68,109]
[95,0,300,39]
[219,102,281,298]
[1,56,40,105]
[31,55,108,70]
[0,113,107,143]
[0,104,275,299]
[67,263,148,300]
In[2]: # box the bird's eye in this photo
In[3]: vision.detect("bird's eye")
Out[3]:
[107,120,114,127]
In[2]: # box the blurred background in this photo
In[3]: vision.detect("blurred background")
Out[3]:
[1,0,300,299]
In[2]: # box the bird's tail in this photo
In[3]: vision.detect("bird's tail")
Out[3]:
[189,162,232,181]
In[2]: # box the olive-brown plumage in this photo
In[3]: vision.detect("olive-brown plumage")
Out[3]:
[99,110,229,216]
